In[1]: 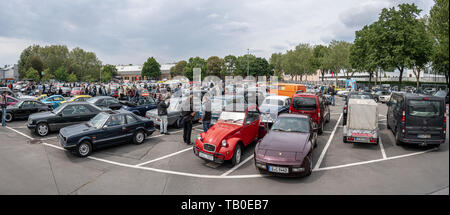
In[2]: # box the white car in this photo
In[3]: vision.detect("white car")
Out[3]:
[337,90,350,97]
[378,93,391,103]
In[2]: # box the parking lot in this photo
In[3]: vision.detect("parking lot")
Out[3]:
[0,96,448,194]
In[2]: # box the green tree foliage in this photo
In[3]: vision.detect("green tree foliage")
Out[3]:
[221,55,237,77]
[184,57,207,80]
[101,64,118,82]
[25,68,40,81]
[325,40,352,83]
[41,69,55,82]
[429,0,449,84]
[170,60,187,78]
[234,54,272,78]
[311,45,330,82]
[68,47,102,81]
[206,56,223,77]
[67,73,78,83]
[54,66,67,82]
[350,25,378,84]
[269,53,284,79]
[410,18,434,88]
[30,55,44,77]
[18,45,41,78]
[142,57,161,80]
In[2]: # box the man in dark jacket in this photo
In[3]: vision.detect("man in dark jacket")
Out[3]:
[181,95,195,145]
[202,94,212,132]
[157,95,170,135]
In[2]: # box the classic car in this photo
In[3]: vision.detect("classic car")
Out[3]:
[36,94,48,101]
[258,95,291,125]
[59,86,72,97]
[70,87,83,96]
[59,95,92,105]
[87,96,123,110]
[5,95,19,106]
[199,95,248,125]
[14,92,37,100]
[254,114,317,177]
[27,102,110,136]
[1,99,51,122]
[120,97,157,117]
[58,110,155,157]
[145,97,200,128]
[41,95,66,109]
[194,106,266,166]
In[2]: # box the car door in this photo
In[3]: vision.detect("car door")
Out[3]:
[97,115,127,147]
[387,95,396,129]
[54,105,79,130]
[123,114,140,141]
[241,108,260,145]
[17,101,33,118]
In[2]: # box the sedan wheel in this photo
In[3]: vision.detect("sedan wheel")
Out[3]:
[231,144,242,166]
[5,113,13,122]
[36,123,49,136]
[77,141,92,157]
[305,154,313,176]
[133,130,145,145]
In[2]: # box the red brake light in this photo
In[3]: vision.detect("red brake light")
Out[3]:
[402,110,405,122]
[347,137,354,141]
[424,97,429,101]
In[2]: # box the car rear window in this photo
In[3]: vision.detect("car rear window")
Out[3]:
[292,97,316,110]
[407,100,442,117]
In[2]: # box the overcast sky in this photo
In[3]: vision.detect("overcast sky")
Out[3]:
[0,0,434,66]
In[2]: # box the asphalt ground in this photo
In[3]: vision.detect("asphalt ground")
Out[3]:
[0,96,448,194]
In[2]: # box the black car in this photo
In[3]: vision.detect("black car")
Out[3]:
[58,110,155,157]
[387,92,446,146]
[1,99,50,122]
[27,102,110,136]
[87,96,123,110]
[120,97,157,117]
[343,92,374,125]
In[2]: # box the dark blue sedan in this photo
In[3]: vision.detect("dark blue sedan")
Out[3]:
[58,110,156,157]
[120,97,157,116]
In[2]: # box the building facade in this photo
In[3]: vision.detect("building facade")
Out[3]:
[116,64,175,81]
[0,64,19,81]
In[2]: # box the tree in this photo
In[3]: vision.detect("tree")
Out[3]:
[54,66,67,82]
[311,45,330,82]
[221,55,237,78]
[68,47,102,81]
[18,45,41,78]
[67,73,78,83]
[324,40,352,84]
[101,64,118,82]
[41,69,55,82]
[371,3,424,86]
[25,68,40,81]
[184,57,207,80]
[270,53,284,79]
[30,55,44,77]
[429,0,449,85]
[142,57,161,80]
[170,60,187,78]
[410,18,434,88]
[350,25,378,85]
[206,56,223,77]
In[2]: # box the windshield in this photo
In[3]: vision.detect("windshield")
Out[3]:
[88,112,109,128]
[218,111,245,124]
[271,117,310,133]
[434,90,447,97]
[292,97,316,110]
[262,99,284,106]
[73,87,81,91]
[51,103,66,114]
[86,97,99,104]
[408,100,442,117]
[14,100,24,107]
[349,94,373,100]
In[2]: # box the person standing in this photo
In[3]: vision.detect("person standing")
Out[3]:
[1,92,7,126]
[328,85,335,106]
[181,95,195,145]
[202,94,212,132]
[157,95,170,135]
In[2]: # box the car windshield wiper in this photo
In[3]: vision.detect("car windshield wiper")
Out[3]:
[272,128,289,132]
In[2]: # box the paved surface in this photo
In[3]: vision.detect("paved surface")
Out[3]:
[0,97,448,194]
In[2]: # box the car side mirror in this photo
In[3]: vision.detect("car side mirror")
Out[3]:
[103,125,108,130]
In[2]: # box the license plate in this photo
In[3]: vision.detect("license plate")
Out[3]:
[199,152,214,161]
[417,134,431,139]
[353,137,358,141]
[268,166,289,174]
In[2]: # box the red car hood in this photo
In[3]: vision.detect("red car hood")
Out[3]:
[202,122,242,145]
[259,131,310,153]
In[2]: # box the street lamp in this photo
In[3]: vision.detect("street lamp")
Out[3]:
[247,48,250,77]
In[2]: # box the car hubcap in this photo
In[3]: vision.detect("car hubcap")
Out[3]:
[38,125,48,135]
[136,132,144,143]
[5,113,12,122]
[79,144,89,156]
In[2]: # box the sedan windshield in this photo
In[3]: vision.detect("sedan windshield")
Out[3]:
[88,112,109,128]
[271,117,310,133]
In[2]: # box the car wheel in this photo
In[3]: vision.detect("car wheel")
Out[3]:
[374,98,379,103]
[395,130,402,146]
[76,141,92,157]
[5,113,13,122]
[386,117,391,129]
[318,122,323,134]
[133,130,145,145]
[231,144,242,166]
[36,122,49,136]
[305,154,313,176]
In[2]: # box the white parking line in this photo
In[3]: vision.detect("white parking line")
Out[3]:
[379,138,387,159]
[136,147,192,166]
[9,126,27,129]
[5,126,34,139]
[221,154,254,176]
[315,148,437,171]
[313,113,343,170]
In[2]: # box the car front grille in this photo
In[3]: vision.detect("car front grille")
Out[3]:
[203,143,216,152]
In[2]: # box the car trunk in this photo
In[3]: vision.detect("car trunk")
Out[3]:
[290,97,319,124]
[405,98,445,140]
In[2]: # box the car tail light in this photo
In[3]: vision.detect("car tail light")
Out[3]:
[402,110,405,123]
[369,138,377,143]
[347,137,354,141]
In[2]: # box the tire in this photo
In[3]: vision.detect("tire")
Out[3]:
[343,136,347,143]
[133,130,145,145]
[35,122,49,136]
[318,122,324,134]
[76,141,92,157]
[231,144,242,166]
[305,154,313,176]
[5,113,13,122]
[395,130,402,146]
[386,116,391,129]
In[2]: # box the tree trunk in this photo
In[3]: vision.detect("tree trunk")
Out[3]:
[398,67,404,88]
[375,68,378,86]
[335,70,338,87]
[369,72,372,88]
[321,70,325,82]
